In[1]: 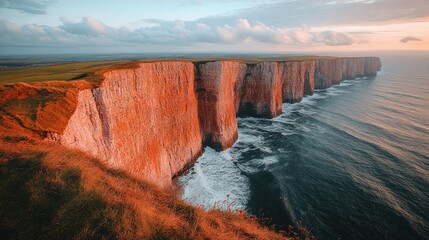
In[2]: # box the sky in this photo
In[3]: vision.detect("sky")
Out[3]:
[0,0,428,54]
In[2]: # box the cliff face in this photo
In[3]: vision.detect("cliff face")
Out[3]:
[61,62,203,188]
[342,58,365,80]
[237,62,283,118]
[314,57,382,89]
[195,61,247,151]
[1,56,382,188]
[280,61,315,103]
[364,57,382,77]
[314,59,344,89]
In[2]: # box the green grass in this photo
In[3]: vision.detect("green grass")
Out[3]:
[0,56,346,85]
[0,61,130,84]
[139,56,340,64]
[188,56,339,64]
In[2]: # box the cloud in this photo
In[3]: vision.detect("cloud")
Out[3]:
[59,17,116,37]
[0,17,357,50]
[214,19,356,46]
[0,0,56,14]
[314,30,356,46]
[400,36,422,43]
[0,17,355,46]
[0,19,116,48]
[200,0,429,28]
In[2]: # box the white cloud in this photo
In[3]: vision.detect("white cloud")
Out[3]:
[1,0,427,53]
[0,17,359,50]
[213,19,356,46]
[59,17,114,37]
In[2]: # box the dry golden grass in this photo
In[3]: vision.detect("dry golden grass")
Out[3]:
[0,80,92,139]
[0,138,291,240]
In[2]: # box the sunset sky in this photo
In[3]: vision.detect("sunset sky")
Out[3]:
[0,0,428,54]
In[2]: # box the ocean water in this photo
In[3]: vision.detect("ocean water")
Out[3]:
[179,55,429,240]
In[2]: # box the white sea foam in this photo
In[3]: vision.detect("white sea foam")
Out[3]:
[237,131,262,144]
[250,156,279,166]
[179,147,250,210]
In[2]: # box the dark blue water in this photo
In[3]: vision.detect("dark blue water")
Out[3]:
[180,55,429,240]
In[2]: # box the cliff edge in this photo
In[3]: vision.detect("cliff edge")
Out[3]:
[0,56,381,188]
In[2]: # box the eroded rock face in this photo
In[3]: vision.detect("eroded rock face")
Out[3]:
[195,61,247,151]
[313,57,381,89]
[342,58,366,80]
[364,57,382,77]
[314,59,344,89]
[280,61,315,103]
[45,57,382,188]
[237,62,283,118]
[61,62,203,188]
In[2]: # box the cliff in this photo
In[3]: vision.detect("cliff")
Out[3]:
[237,62,283,118]
[314,59,343,89]
[280,61,315,103]
[314,57,381,89]
[60,62,203,187]
[0,56,381,188]
[195,61,247,151]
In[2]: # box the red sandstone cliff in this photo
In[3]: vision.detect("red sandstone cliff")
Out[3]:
[0,57,381,188]
[195,61,247,151]
[314,59,344,89]
[280,61,315,103]
[342,58,365,80]
[364,57,382,77]
[314,57,382,89]
[60,62,203,188]
[237,62,283,118]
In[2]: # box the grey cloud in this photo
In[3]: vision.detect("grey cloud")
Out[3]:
[59,17,118,37]
[0,17,357,49]
[0,19,114,48]
[314,31,356,46]
[400,36,422,43]
[0,0,55,14]
[199,0,429,28]
[126,18,356,46]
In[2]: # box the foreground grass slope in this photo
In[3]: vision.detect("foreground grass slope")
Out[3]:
[0,139,292,240]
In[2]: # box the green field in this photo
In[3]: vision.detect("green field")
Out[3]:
[0,61,130,84]
[0,56,342,85]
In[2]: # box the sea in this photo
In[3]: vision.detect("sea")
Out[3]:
[179,54,429,240]
[2,52,427,240]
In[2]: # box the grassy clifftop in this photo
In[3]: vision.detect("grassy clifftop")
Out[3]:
[0,56,343,85]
